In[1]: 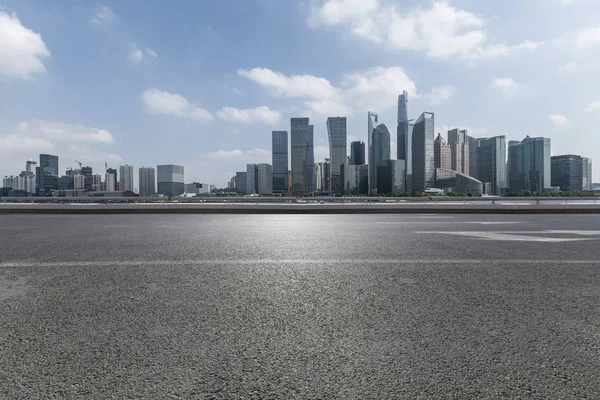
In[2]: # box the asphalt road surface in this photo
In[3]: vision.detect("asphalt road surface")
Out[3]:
[1,214,599,399]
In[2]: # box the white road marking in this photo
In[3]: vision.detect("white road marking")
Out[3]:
[0,259,597,268]
[544,230,600,235]
[465,222,526,225]
[422,231,593,242]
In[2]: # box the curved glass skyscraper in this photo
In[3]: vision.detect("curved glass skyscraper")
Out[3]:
[369,123,391,194]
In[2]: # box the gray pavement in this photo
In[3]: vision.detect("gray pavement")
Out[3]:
[1,214,600,399]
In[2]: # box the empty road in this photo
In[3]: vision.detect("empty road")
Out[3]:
[1,214,599,399]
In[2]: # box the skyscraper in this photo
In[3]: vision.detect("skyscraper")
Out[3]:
[508,136,551,193]
[105,173,116,191]
[377,160,406,194]
[235,171,247,195]
[246,163,273,195]
[314,162,324,191]
[37,154,59,194]
[81,166,93,190]
[291,118,309,196]
[119,165,134,192]
[583,158,592,191]
[106,168,118,191]
[551,155,584,191]
[257,163,273,195]
[412,112,435,192]
[468,136,480,179]
[323,158,331,192]
[447,128,469,175]
[272,131,288,193]
[306,125,315,193]
[397,91,413,193]
[73,174,85,190]
[350,141,365,165]
[367,112,378,192]
[246,164,258,195]
[139,167,156,196]
[369,122,391,194]
[92,174,103,191]
[327,117,347,194]
[157,164,184,196]
[476,136,506,195]
[434,133,451,170]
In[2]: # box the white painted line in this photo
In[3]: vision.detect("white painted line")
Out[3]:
[465,222,526,225]
[0,259,598,268]
[544,230,600,235]
[415,231,597,242]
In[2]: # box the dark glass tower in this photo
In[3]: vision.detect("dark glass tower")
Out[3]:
[272,131,288,193]
[327,117,347,194]
[350,141,365,165]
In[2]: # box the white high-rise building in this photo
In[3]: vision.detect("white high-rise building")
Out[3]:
[105,173,116,191]
[119,165,134,192]
[73,174,85,190]
[92,174,103,191]
[139,167,156,196]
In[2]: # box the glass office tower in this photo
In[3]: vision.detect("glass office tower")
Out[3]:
[272,131,288,193]
[327,117,347,194]
[291,118,309,196]
[369,123,391,194]
[476,136,506,195]
[306,125,314,193]
[350,141,365,165]
[508,136,551,193]
[412,112,435,192]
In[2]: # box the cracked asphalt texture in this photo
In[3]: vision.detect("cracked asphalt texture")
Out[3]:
[1,214,599,399]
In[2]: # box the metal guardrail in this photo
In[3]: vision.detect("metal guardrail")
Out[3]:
[0,195,599,204]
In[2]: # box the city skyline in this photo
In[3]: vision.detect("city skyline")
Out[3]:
[1,1,600,187]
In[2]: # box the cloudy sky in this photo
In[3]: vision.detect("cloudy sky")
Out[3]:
[1,0,600,186]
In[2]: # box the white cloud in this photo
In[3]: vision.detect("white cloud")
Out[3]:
[207,150,244,159]
[491,77,519,95]
[238,68,338,99]
[240,65,418,116]
[425,85,457,105]
[475,40,545,58]
[141,88,214,123]
[216,106,282,125]
[16,120,114,144]
[90,6,115,26]
[303,99,354,118]
[308,0,379,27]
[127,48,143,64]
[575,26,600,48]
[0,134,54,154]
[127,44,157,64]
[307,1,542,61]
[188,108,215,123]
[549,114,568,126]
[67,144,123,164]
[0,11,51,78]
[585,102,600,112]
[342,66,417,111]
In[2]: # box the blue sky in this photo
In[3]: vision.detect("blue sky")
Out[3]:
[1,0,600,186]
